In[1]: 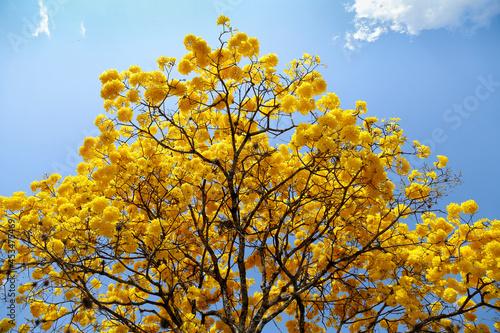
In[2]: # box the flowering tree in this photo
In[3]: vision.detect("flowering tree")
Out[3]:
[1,15,500,333]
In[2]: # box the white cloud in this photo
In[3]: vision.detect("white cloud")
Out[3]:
[81,22,86,38]
[344,0,500,50]
[332,34,341,46]
[33,0,50,38]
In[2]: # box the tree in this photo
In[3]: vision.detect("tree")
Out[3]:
[1,15,500,333]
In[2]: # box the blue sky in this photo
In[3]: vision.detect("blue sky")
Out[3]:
[1,0,500,328]
[3,0,499,218]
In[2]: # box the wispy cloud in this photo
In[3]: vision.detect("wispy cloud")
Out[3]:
[33,0,50,38]
[80,22,86,38]
[344,0,500,50]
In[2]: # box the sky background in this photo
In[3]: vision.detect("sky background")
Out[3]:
[1,0,500,329]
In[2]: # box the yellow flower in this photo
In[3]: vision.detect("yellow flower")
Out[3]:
[181,183,193,198]
[446,203,462,218]
[177,58,195,75]
[405,183,430,200]
[100,80,125,100]
[102,206,121,223]
[317,93,340,110]
[18,283,31,294]
[442,288,458,303]
[395,157,411,175]
[242,97,257,112]
[116,107,133,123]
[65,289,75,300]
[216,14,230,28]
[41,321,53,330]
[259,53,279,68]
[129,64,141,73]
[30,301,46,317]
[280,95,296,114]
[187,285,201,299]
[416,224,428,237]
[144,87,166,104]
[228,32,248,48]
[99,69,122,85]
[59,203,76,218]
[426,171,437,179]
[408,169,421,182]
[116,325,129,333]
[240,42,253,58]
[183,34,198,51]
[457,296,475,309]
[19,324,31,333]
[342,125,360,143]
[313,78,327,95]
[178,96,196,114]
[355,101,367,113]
[129,71,149,87]
[435,155,448,168]
[0,318,16,332]
[112,262,126,274]
[192,38,211,60]
[247,37,260,57]
[190,76,205,91]
[157,55,175,71]
[394,288,408,305]
[417,145,431,158]
[413,140,431,158]
[464,312,477,322]
[126,89,140,104]
[91,196,109,214]
[485,241,500,258]
[297,83,313,100]
[91,278,102,290]
[461,200,478,214]
[148,219,163,236]
[169,79,187,96]
[49,239,65,255]
[296,98,315,115]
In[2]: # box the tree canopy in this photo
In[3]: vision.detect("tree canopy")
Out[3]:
[1,15,500,333]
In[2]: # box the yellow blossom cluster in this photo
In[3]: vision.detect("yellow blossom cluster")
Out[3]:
[1,14,499,333]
